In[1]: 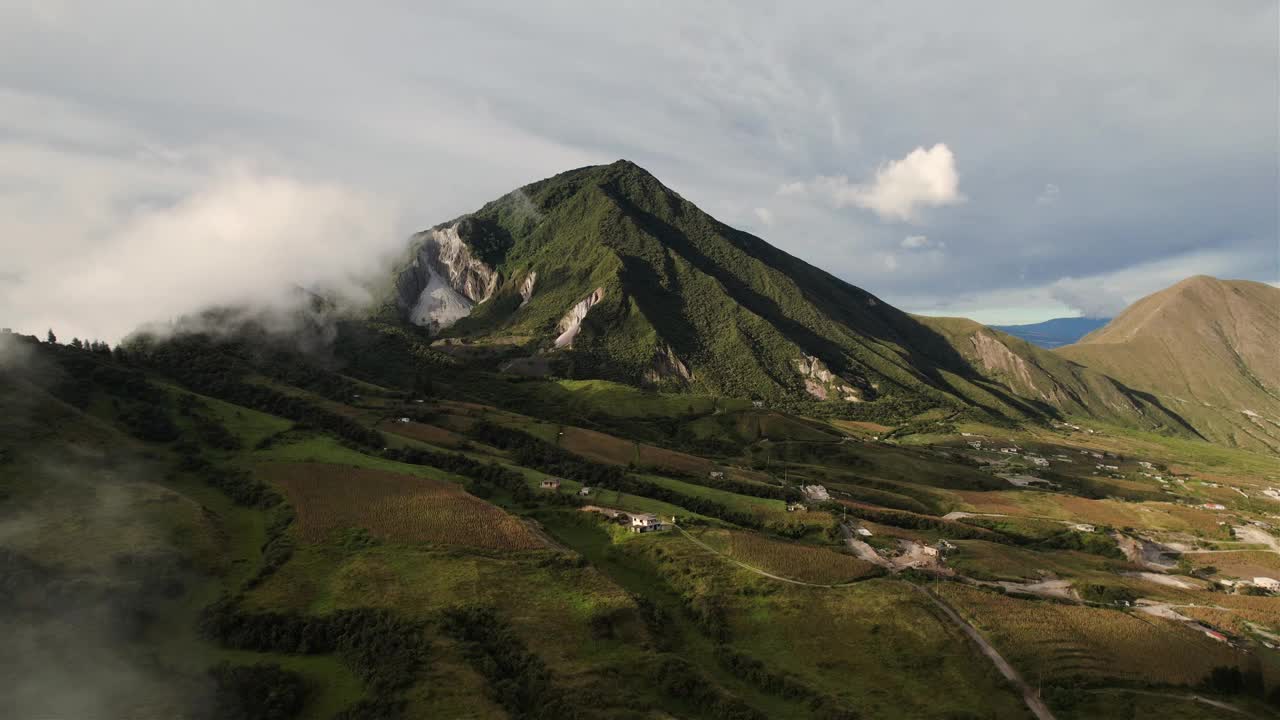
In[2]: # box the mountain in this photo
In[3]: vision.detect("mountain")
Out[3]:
[383,160,1193,435]
[1057,275,1280,452]
[992,317,1110,349]
[911,315,1197,433]
[387,160,952,406]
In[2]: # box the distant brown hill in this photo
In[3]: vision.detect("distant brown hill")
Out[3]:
[1057,276,1280,452]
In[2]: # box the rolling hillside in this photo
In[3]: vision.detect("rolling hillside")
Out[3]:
[1058,276,1280,452]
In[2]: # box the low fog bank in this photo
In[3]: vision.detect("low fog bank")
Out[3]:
[0,338,216,719]
[2,164,409,346]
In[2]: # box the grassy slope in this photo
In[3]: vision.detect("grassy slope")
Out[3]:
[7,336,1279,719]
[1058,277,1280,452]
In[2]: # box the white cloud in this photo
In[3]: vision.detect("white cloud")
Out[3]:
[753,207,775,226]
[882,253,899,271]
[0,142,401,342]
[778,144,963,223]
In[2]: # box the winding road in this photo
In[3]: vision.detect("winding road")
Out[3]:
[672,522,1059,720]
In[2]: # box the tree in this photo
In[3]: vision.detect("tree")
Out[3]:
[46,329,56,344]
[70,337,83,349]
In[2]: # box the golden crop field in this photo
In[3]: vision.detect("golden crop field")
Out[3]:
[937,584,1248,687]
[263,462,545,550]
[1184,550,1280,579]
[707,530,881,584]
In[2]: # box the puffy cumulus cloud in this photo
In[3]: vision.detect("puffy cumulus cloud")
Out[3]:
[1048,276,1128,318]
[0,150,401,343]
[777,144,963,223]
[753,207,775,226]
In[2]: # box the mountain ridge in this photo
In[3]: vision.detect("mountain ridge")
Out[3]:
[1057,275,1280,451]
[380,160,1201,439]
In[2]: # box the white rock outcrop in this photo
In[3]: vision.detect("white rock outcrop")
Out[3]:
[518,271,538,308]
[555,287,605,348]
[400,223,498,330]
[794,354,864,401]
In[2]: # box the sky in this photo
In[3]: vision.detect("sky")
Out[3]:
[1,1,1277,341]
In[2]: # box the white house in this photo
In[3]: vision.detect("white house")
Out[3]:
[398,417,412,423]
[1071,523,1096,533]
[1253,577,1280,592]
[709,471,725,480]
[578,486,591,496]
[630,513,665,533]
[540,478,561,490]
[967,441,982,450]
[1027,456,1049,467]
[1000,447,1019,454]
[856,527,873,537]
[802,485,830,502]
[1202,503,1226,511]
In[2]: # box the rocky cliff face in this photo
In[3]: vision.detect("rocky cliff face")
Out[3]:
[554,288,605,348]
[518,271,538,308]
[395,223,499,330]
[793,354,866,401]
[642,343,693,386]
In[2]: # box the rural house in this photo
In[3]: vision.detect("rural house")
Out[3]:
[540,478,561,490]
[630,513,665,533]
[709,471,725,479]
[578,486,591,496]
[1253,577,1280,592]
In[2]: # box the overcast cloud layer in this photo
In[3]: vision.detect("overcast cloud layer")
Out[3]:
[0,1,1276,340]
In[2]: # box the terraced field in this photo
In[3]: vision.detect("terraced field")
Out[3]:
[937,584,1251,686]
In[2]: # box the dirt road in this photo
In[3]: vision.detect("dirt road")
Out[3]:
[681,523,1055,718]
[911,585,1057,720]
[672,523,872,588]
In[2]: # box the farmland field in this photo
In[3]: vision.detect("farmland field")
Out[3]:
[378,419,469,448]
[262,462,545,550]
[696,529,881,584]
[937,583,1252,687]
[1183,550,1280,579]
